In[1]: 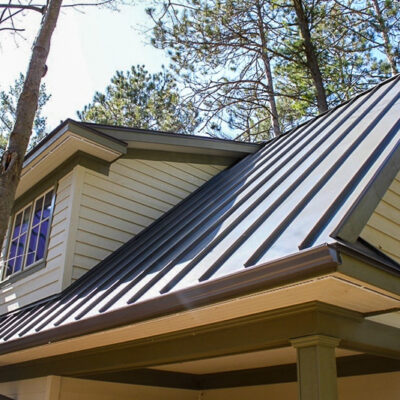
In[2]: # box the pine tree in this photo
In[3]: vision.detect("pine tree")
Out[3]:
[0,74,51,157]
[78,65,200,134]
[149,0,284,140]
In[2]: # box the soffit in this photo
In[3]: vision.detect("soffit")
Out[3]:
[151,347,359,374]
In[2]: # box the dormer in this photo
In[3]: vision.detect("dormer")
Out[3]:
[0,120,260,313]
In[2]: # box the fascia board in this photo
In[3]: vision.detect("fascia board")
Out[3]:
[333,133,400,243]
[85,125,261,157]
[23,120,127,169]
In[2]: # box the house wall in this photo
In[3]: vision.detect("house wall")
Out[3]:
[0,376,198,400]
[0,172,75,314]
[58,377,198,400]
[0,377,49,400]
[202,372,400,400]
[0,158,225,311]
[360,171,400,263]
[67,158,224,286]
[1,372,399,399]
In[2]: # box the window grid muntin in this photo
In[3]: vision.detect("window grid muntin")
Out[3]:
[6,204,32,277]
[26,191,53,267]
[3,188,55,279]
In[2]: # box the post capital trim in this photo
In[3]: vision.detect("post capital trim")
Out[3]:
[290,334,341,349]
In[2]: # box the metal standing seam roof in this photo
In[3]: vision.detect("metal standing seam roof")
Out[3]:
[1,75,400,349]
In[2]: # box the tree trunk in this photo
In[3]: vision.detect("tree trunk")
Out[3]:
[255,1,281,138]
[292,0,328,113]
[371,0,398,75]
[0,0,63,255]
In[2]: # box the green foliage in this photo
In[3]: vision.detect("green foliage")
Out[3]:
[274,0,377,107]
[0,73,50,156]
[78,65,200,134]
[148,0,399,141]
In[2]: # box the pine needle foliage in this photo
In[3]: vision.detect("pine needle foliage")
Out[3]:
[78,65,200,134]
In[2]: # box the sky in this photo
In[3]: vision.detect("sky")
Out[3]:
[0,3,169,130]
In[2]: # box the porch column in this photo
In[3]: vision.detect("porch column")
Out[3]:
[290,335,340,400]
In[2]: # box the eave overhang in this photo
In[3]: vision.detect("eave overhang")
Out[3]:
[0,244,339,356]
[81,121,262,158]
[17,119,261,199]
[17,120,127,198]
[0,242,399,365]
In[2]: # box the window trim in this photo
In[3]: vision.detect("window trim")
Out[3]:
[1,186,56,281]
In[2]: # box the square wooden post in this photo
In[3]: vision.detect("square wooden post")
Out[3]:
[291,335,340,400]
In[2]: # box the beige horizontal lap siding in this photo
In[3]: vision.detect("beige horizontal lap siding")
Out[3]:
[361,171,400,263]
[0,172,74,313]
[71,159,225,283]
[0,377,50,400]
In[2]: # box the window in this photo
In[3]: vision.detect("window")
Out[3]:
[4,188,55,278]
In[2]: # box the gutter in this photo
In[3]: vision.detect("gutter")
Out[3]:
[0,244,339,356]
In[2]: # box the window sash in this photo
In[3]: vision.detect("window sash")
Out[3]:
[3,188,55,279]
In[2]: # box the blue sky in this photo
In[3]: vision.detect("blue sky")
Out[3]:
[1,3,169,130]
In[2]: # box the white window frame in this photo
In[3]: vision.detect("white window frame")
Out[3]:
[2,187,56,280]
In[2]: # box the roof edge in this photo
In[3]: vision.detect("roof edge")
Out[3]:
[332,134,400,243]
[0,244,339,356]
[80,121,259,145]
[24,119,261,170]
[23,119,127,168]
[336,240,400,276]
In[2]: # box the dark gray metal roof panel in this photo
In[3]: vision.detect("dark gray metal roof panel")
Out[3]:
[1,76,400,347]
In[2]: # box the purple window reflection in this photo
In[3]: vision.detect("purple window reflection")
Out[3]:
[33,198,43,226]
[36,220,49,261]
[12,213,22,239]
[17,233,27,256]
[21,206,31,233]
[42,192,52,219]
[6,240,18,276]
[9,240,17,260]
[14,254,23,272]
[26,225,39,266]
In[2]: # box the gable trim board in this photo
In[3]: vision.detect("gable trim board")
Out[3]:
[81,121,261,157]
[333,127,400,243]
[23,119,127,168]
[123,149,244,166]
